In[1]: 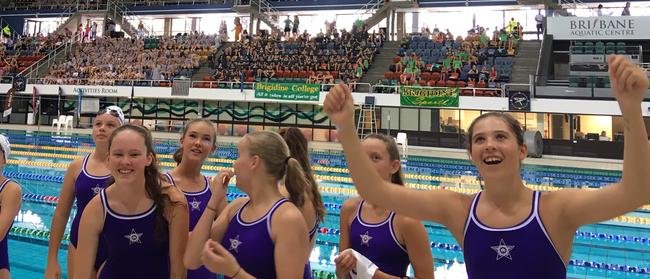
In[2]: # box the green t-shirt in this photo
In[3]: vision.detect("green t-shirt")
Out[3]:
[443,58,452,68]
[453,60,463,70]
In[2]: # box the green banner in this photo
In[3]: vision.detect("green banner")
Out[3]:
[400,86,459,107]
[255,82,320,101]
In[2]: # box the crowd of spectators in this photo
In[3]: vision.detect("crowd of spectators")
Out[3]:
[204,25,384,86]
[42,32,215,85]
[1,33,70,77]
[377,22,521,94]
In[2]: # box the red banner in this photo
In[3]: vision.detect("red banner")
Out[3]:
[2,87,16,118]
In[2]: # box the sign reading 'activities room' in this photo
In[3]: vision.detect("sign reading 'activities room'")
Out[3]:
[547,16,649,40]
[400,86,459,107]
[255,82,320,101]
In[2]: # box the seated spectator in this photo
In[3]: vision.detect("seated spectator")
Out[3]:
[468,65,479,82]
[488,66,498,82]
[599,131,610,141]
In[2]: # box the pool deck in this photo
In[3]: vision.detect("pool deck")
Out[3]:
[2,124,623,171]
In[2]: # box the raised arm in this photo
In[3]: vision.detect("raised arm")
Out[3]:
[556,55,650,229]
[323,83,469,225]
[75,197,104,279]
[45,158,81,279]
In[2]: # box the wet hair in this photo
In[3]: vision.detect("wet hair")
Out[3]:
[466,112,524,152]
[108,124,180,241]
[363,134,405,186]
[279,127,325,223]
[244,131,309,208]
[173,119,217,164]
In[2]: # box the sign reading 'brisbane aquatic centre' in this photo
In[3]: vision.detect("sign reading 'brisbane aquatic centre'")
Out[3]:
[255,82,320,101]
[547,16,650,40]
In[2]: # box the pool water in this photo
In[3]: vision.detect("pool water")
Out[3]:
[2,131,649,279]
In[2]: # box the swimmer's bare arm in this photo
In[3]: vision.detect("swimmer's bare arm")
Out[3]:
[75,196,103,279]
[184,172,231,269]
[553,55,650,229]
[335,198,356,278]
[0,181,21,240]
[273,204,310,279]
[165,186,189,279]
[399,216,434,279]
[46,157,81,278]
[324,83,470,226]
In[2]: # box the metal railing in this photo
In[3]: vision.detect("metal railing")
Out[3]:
[26,78,508,98]
[354,0,385,16]
[107,0,152,37]
[19,40,75,79]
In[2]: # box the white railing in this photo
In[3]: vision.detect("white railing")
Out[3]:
[354,0,385,16]
[19,40,75,79]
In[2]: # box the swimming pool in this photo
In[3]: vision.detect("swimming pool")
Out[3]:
[2,130,649,279]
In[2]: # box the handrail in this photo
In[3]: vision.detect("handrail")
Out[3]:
[107,0,151,36]
[114,0,152,35]
[353,0,385,16]
[19,39,75,79]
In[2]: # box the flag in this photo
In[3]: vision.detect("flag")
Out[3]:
[57,86,63,116]
[2,26,10,38]
[32,86,38,114]
[76,87,82,120]
[2,87,16,118]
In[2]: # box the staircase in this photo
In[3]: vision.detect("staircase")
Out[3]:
[510,40,541,84]
[359,0,418,30]
[106,0,150,38]
[232,0,282,35]
[360,41,401,84]
[52,6,81,36]
[20,41,76,79]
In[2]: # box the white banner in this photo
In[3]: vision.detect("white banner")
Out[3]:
[50,85,133,97]
[547,16,650,40]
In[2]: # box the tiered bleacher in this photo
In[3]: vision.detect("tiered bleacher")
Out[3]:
[41,33,215,85]
[568,41,641,89]
[198,29,384,88]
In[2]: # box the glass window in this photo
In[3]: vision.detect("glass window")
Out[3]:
[400,108,419,131]
[297,104,314,125]
[439,109,460,133]
[233,102,249,123]
[217,123,231,136]
[419,109,432,132]
[156,99,170,119]
[576,114,612,141]
[218,101,233,121]
[380,107,399,131]
[266,103,280,125]
[249,102,265,123]
[281,104,297,125]
[460,110,481,134]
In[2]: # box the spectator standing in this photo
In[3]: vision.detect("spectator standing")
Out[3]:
[622,2,631,15]
[535,12,544,39]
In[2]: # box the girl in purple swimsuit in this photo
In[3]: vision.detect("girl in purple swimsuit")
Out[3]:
[75,125,189,278]
[279,127,326,279]
[323,55,650,278]
[185,131,311,278]
[0,135,22,279]
[166,119,224,279]
[46,106,124,279]
[335,134,433,279]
